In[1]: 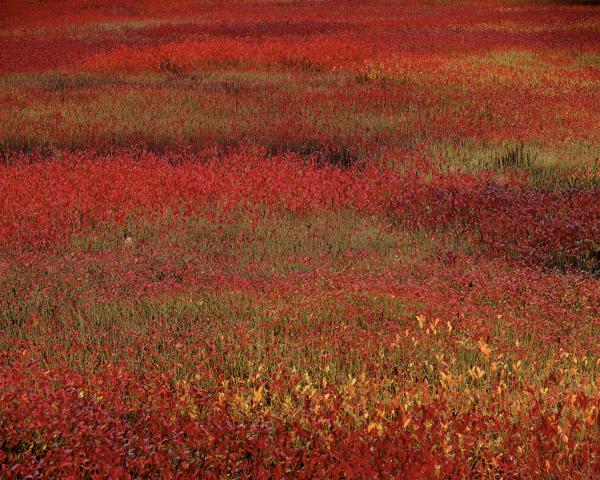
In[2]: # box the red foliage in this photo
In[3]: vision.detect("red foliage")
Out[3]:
[1,150,597,270]
[2,353,599,478]
[1,1,600,477]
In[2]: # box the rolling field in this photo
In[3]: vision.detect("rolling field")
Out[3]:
[1,0,599,478]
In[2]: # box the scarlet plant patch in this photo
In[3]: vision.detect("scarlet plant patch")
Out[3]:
[1,1,599,478]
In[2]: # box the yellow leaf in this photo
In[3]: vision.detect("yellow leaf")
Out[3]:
[252,386,263,406]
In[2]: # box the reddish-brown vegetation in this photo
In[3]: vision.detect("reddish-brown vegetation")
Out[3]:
[1,0,599,478]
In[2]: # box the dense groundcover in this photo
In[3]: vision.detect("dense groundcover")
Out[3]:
[1,1,599,478]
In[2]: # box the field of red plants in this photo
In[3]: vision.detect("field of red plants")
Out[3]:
[1,0,599,478]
